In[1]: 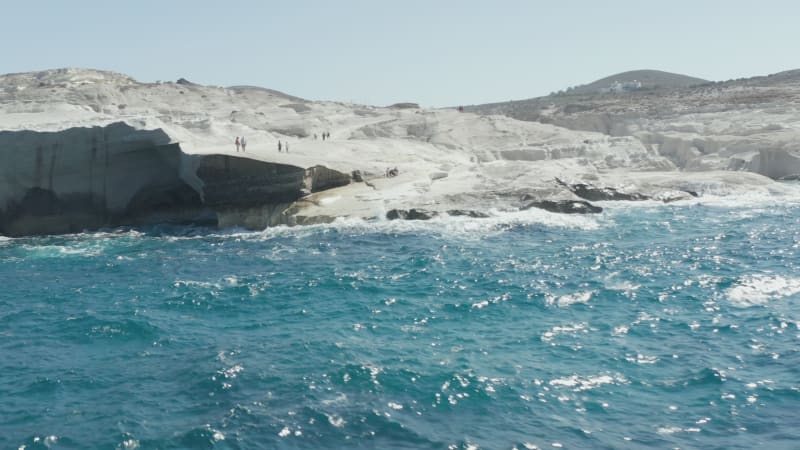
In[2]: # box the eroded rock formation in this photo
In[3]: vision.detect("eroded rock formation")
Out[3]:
[1,68,794,236]
[0,122,351,236]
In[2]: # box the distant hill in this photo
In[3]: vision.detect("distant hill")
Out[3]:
[461,68,800,132]
[227,85,306,102]
[568,69,708,95]
[465,69,710,116]
[725,68,800,87]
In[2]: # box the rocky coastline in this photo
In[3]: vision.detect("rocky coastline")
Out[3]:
[1,68,799,236]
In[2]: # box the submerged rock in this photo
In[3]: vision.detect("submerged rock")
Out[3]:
[555,178,650,201]
[522,199,603,214]
[386,209,438,220]
[446,209,490,218]
[385,209,490,220]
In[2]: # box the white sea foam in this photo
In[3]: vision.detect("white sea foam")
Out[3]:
[173,275,255,292]
[548,373,627,392]
[471,300,489,309]
[10,186,791,246]
[220,364,243,379]
[71,229,146,240]
[726,274,800,307]
[604,273,641,294]
[541,322,588,342]
[657,424,702,435]
[10,229,150,258]
[471,293,510,309]
[547,291,594,307]
[20,243,105,258]
[598,181,800,212]
[119,438,140,449]
[612,325,629,336]
[625,353,659,364]
[222,208,602,244]
[327,414,346,428]
[174,279,222,290]
[211,429,225,441]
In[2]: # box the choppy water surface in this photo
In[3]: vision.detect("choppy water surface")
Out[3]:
[2,197,800,449]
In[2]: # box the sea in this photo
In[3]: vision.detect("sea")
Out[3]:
[2,191,800,450]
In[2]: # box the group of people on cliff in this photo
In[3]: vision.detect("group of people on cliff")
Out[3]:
[233,130,333,153]
[233,136,291,153]
[234,136,246,152]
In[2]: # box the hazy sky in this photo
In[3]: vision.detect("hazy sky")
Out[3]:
[2,0,798,107]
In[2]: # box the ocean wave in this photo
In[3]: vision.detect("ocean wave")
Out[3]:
[52,314,162,344]
[198,191,796,242]
[659,367,728,390]
[6,191,795,245]
[548,373,629,392]
[175,425,226,448]
[18,243,105,258]
[595,182,800,213]
[170,274,272,304]
[541,322,589,342]
[7,229,148,259]
[202,208,604,244]
[625,353,659,365]
[656,425,702,435]
[3,183,800,449]
[603,272,641,294]
[546,290,595,307]
[268,403,446,449]
[15,435,62,450]
[48,207,597,247]
[116,433,140,450]
[726,274,800,307]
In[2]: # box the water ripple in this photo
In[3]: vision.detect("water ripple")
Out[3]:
[2,202,800,448]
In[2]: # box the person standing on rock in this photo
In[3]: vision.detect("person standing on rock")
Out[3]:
[278,140,282,152]
[241,136,247,152]
[286,141,289,153]
[235,136,240,152]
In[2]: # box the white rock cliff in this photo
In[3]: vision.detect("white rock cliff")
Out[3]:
[0,68,796,236]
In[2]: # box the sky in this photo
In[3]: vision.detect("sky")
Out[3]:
[2,0,798,107]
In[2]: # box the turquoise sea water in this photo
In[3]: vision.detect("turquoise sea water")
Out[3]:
[2,194,800,449]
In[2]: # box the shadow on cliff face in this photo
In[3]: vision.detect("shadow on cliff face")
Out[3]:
[0,188,104,235]
[197,155,306,205]
[193,156,351,230]
[0,122,351,236]
[0,142,209,235]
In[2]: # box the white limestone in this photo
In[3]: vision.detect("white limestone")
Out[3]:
[1,68,798,231]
